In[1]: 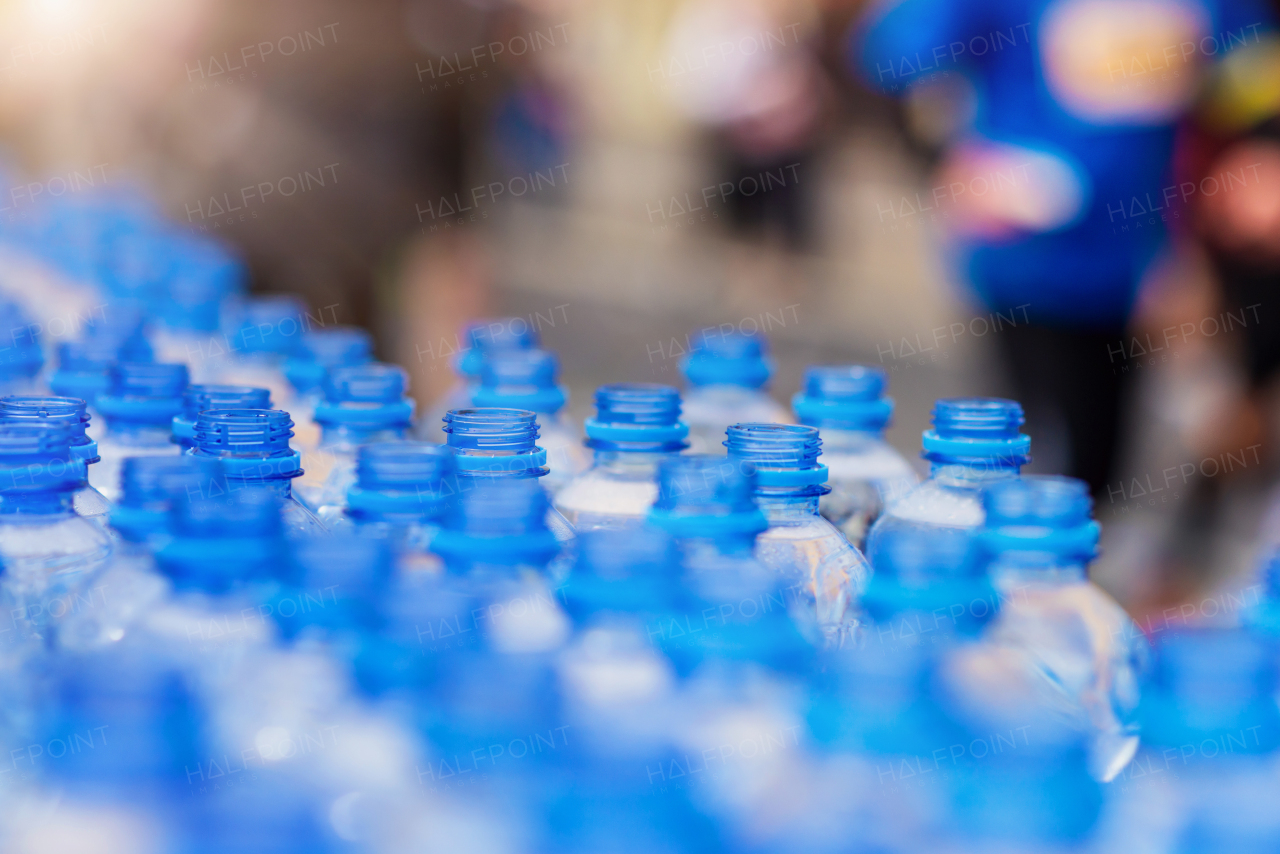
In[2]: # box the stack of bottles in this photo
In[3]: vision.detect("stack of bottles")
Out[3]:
[0,190,1273,854]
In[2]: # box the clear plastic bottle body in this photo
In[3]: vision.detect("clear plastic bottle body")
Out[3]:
[817,428,919,550]
[753,492,870,646]
[986,560,1145,782]
[866,464,1019,568]
[91,424,181,503]
[54,541,171,651]
[535,411,588,496]
[555,451,670,531]
[682,385,790,454]
[299,425,406,515]
[72,482,112,527]
[0,500,114,638]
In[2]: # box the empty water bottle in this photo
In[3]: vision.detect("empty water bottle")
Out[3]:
[91,362,188,502]
[0,300,44,396]
[0,396,111,524]
[343,441,454,570]
[189,409,324,534]
[725,423,869,645]
[555,384,689,530]
[171,384,272,450]
[297,363,414,517]
[1103,629,1280,853]
[424,317,540,442]
[214,295,308,402]
[444,407,575,548]
[680,330,790,453]
[977,476,1146,782]
[0,423,112,638]
[865,398,1029,569]
[473,349,587,494]
[282,325,372,450]
[791,365,918,549]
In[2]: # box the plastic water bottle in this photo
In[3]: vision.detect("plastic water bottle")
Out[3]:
[296,363,414,516]
[343,441,454,570]
[443,407,575,547]
[865,398,1029,570]
[213,295,307,402]
[555,384,689,531]
[424,317,540,442]
[791,365,918,549]
[680,330,790,454]
[0,423,112,638]
[473,349,587,495]
[977,476,1146,782]
[0,299,44,396]
[49,329,154,434]
[171,384,271,450]
[724,423,870,645]
[0,396,111,524]
[270,532,392,642]
[647,453,822,656]
[282,325,372,451]
[189,409,324,534]
[90,362,189,503]
[150,233,246,373]
[56,456,220,651]
[1103,629,1280,853]
[416,478,571,761]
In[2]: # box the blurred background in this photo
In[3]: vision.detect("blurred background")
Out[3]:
[0,0,1278,626]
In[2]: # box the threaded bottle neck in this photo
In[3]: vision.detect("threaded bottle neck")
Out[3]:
[585,383,688,452]
[443,409,546,477]
[725,423,828,497]
[792,365,893,431]
[922,397,1030,467]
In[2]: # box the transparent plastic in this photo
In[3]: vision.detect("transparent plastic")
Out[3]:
[683,385,791,454]
[818,428,918,550]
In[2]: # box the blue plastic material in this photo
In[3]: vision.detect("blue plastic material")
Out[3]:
[156,489,286,591]
[922,398,1031,465]
[0,396,99,463]
[173,384,272,447]
[96,362,190,424]
[111,454,224,542]
[346,441,456,520]
[471,349,568,413]
[0,299,44,379]
[231,295,309,355]
[792,365,895,431]
[584,384,689,450]
[283,326,373,393]
[978,475,1101,561]
[430,477,561,566]
[192,409,303,481]
[724,423,830,493]
[314,363,415,429]
[443,409,548,476]
[454,317,541,378]
[0,422,84,494]
[680,330,773,388]
[648,454,768,538]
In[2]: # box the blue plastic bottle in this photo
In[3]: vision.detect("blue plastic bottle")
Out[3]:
[417,478,570,765]
[0,395,111,523]
[57,455,221,650]
[344,441,454,569]
[0,299,45,396]
[977,476,1147,782]
[725,423,870,644]
[49,331,153,428]
[281,325,372,450]
[214,294,308,401]
[866,398,1030,569]
[269,532,392,642]
[555,384,689,531]
[171,384,272,450]
[0,423,112,636]
[151,233,245,370]
[443,407,575,547]
[680,330,790,453]
[298,363,415,517]
[90,362,189,502]
[424,317,540,442]
[190,409,324,534]
[1245,550,1280,635]
[473,349,587,494]
[1105,629,1280,853]
[791,365,919,549]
